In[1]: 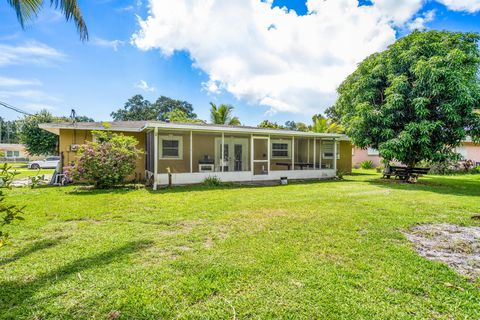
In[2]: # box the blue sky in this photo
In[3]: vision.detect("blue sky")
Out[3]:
[0,0,479,125]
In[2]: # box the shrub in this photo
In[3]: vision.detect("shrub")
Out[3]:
[375,165,384,173]
[0,163,24,247]
[202,176,222,187]
[360,160,374,169]
[65,129,142,188]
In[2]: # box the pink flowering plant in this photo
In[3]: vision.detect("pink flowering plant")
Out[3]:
[65,128,142,188]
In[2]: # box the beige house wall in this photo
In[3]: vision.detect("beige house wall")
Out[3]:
[59,129,146,179]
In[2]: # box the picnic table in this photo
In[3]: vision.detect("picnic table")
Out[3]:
[383,165,430,182]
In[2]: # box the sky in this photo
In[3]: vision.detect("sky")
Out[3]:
[0,0,479,125]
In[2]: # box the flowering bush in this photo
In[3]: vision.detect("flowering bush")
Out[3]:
[65,130,142,188]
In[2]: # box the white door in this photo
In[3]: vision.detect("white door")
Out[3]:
[215,138,249,172]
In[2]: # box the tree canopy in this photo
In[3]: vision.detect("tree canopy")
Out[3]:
[110,95,198,121]
[329,30,480,167]
[18,110,59,156]
[209,103,241,125]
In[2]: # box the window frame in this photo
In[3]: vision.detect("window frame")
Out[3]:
[270,139,291,159]
[322,141,340,160]
[367,147,379,156]
[159,135,183,160]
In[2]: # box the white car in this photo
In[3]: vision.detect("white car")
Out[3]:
[28,156,60,169]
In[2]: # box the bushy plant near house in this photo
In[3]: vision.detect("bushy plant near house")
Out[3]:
[65,129,142,188]
[0,163,24,247]
[360,160,374,169]
[202,176,222,187]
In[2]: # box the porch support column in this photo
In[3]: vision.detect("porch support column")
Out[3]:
[319,138,322,170]
[153,127,159,190]
[291,136,295,171]
[189,131,193,173]
[221,132,224,172]
[250,134,254,172]
[267,135,271,173]
[307,139,310,164]
[313,138,316,170]
[333,138,337,172]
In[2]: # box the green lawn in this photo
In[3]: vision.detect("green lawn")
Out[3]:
[1,171,479,319]
[12,169,55,180]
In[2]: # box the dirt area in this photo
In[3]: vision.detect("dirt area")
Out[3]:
[405,223,480,279]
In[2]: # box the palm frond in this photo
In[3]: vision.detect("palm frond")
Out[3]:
[7,0,88,41]
[50,0,88,41]
[7,0,43,28]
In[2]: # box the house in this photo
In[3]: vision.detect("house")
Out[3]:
[0,143,30,161]
[352,139,480,168]
[39,121,352,188]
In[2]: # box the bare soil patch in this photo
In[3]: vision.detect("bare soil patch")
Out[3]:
[405,223,480,279]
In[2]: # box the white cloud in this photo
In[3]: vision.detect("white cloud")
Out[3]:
[407,10,435,30]
[0,41,64,67]
[92,37,125,51]
[135,80,156,92]
[0,77,41,87]
[0,89,61,102]
[436,0,480,12]
[132,0,470,114]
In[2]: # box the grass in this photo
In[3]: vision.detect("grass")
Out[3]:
[11,169,55,180]
[1,170,480,319]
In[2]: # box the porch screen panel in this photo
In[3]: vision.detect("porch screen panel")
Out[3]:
[145,131,154,172]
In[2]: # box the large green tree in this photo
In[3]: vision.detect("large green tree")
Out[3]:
[209,103,241,125]
[0,118,20,143]
[330,31,480,168]
[7,0,88,40]
[110,95,197,121]
[18,110,59,156]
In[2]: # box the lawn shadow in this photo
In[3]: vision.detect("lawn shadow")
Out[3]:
[0,240,153,315]
[368,175,480,197]
[145,178,343,195]
[0,237,66,267]
[65,185,144,196]
[63,178,342,196]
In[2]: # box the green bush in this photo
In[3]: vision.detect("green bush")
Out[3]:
[375,165,384,173]
[64,129,142,188]
[360,160,374,169]
[0,163,24,247]
[202,176,222,187]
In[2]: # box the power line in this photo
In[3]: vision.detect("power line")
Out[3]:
[0,101,32,116]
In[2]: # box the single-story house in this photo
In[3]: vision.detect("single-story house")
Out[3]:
[40,121,352,188]
[0,143,29,161]
[352,139,480,168]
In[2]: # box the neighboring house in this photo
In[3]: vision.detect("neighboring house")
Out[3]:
[0,143,29,161]
[40,121,352,188]
[352,140,480,168]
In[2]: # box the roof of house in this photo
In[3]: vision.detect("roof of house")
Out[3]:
[39,121,349,139]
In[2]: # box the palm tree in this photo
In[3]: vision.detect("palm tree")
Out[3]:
[7,0,88,41]
[209,103,241,125]
[311,114,344,133]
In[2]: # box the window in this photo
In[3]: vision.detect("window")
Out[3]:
[367,148,379,156]
[455,146,467,160]
[6,151,19,158]
[322,141,340,159]
[159,135,183,159]
[271,140,291,159]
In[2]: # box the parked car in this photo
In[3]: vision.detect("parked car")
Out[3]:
[28,156,60,169]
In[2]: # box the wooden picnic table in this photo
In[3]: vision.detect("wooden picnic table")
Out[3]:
[383,165,430,182]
